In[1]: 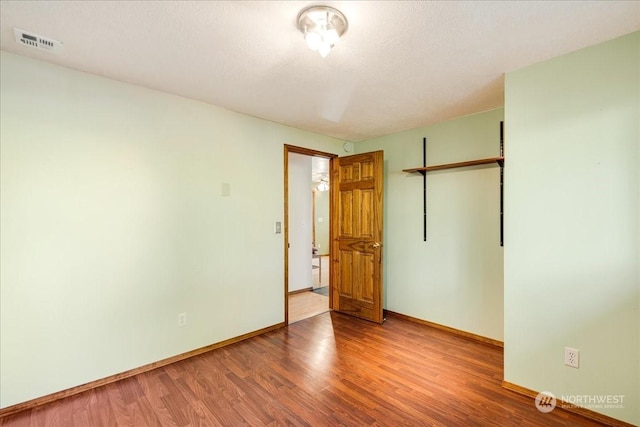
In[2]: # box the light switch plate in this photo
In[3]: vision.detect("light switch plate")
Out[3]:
[221,182,231,197]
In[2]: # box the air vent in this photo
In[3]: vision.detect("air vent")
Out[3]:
[13,28,62,54]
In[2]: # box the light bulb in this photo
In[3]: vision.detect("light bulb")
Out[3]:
[318,42,331,58]
[305,30,322,51]
[324,28,339,46]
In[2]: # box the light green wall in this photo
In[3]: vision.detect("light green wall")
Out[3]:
[356,108,505,341]
[504,32,639,424]
[0,51,343,408]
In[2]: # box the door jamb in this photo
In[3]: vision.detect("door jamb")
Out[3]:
[284,144,338,325]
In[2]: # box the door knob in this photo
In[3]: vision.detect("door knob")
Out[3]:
[372,242,381,248]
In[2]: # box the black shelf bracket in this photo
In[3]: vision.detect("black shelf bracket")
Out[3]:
[422,137,427,241]
[499,121,504,247]
[411,122,504,245]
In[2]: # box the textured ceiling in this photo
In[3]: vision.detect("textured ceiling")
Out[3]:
[1,1,638,141]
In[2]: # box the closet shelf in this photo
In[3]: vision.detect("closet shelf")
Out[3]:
[405,122,505,245]
[403,156,504,174]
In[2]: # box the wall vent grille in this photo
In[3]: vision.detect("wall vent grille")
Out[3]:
[13,28,62,53]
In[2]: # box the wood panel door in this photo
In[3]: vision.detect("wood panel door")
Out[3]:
[331,151,384,323]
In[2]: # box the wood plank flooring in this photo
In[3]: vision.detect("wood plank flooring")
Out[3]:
[289,254,330,323]
[1,312,604,426]
[288,292,329,324]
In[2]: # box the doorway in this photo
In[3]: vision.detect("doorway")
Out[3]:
[284,145,337,324]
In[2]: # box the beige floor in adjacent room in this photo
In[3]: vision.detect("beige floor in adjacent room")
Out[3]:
[288,255,330,324]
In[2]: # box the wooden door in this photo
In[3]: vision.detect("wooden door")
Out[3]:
[331,151,384,323]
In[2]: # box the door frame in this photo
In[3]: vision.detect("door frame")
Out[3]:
[283,144,338,324]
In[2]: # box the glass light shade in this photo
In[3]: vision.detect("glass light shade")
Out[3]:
[305,30,322,51]
[318,42,331,58]
[324,28,339,46]
[297,6,348,58]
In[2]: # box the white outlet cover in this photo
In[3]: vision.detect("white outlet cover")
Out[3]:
[564,347,580,368]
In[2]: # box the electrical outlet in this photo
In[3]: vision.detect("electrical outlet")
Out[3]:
[564,347,579,368]
[178,312,187,327]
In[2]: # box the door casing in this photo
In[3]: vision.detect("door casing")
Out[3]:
[283,145,337,324]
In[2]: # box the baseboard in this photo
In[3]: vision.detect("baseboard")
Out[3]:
[384,310,503,348]
[502,381,634,427]
[0,321,286,419]
[288,287,313,295]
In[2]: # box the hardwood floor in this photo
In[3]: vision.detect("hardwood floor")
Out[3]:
[1,312,604,426]
[288,255,330,324]
[288,292,329,324]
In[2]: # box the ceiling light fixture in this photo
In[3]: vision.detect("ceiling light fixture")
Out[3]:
[317,177,329,192]
[297,5,348,58]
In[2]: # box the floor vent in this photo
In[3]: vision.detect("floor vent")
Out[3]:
[13,28,62,53]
